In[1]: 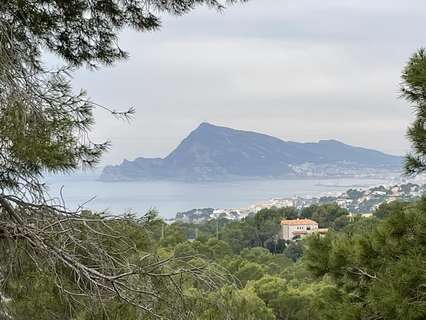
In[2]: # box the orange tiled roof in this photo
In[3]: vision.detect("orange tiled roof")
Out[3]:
[281,219,318,226]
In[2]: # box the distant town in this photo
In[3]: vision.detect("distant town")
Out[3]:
[174,182,426,223]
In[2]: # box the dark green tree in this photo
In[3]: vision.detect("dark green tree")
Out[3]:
[283,241,304,262]
[0,1,243,317]
[401,48,426,175]
[304,200,426,320]
[373,201,409,219]
[301,203,348,228]
[187,286,276,320]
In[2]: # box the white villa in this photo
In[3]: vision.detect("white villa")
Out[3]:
[279,218,327,241]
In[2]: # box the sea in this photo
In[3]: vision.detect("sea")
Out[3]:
[45,173,403,219]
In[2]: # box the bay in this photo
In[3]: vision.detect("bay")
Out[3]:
[45,174,398,219]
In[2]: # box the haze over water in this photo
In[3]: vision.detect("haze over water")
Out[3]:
[46,174,400,219]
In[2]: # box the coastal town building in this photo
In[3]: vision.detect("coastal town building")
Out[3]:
[279,218,326,241]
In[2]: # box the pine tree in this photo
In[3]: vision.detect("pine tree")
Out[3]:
[0,1,242,318]
[402,48,426,175]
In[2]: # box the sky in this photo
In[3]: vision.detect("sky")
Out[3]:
[69,0,425,165]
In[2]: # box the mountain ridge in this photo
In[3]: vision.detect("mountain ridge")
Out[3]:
[100,122,403,181]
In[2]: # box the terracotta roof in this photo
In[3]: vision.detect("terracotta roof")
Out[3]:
[281,219,318,226]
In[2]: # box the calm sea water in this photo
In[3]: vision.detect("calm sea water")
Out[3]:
[45,174,398,219]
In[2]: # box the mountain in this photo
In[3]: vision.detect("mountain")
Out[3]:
[100,122,403,181]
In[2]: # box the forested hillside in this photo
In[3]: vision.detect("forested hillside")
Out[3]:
[4,200,426,319]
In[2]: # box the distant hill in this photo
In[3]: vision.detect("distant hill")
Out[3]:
[100,122,403,181]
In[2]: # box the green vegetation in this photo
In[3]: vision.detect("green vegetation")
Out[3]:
[5,200,426,319]
[0,1,244,318]
[1,0,426,318]
[305,199,426,319]
[403,49,426,175]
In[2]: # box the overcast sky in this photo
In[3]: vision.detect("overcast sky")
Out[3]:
[70,0,425,165]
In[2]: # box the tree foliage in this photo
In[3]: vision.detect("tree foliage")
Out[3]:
[402,48,426,175]
[1,0,241,68]
[304,199,426,320]
[0,1,243,318]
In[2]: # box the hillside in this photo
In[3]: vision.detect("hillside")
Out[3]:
[100,122,403,181]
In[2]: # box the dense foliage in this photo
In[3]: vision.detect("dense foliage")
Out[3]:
[1,0,241,68]
[403,48,426,175]
[0,1,243,318]
[5,201,426,319]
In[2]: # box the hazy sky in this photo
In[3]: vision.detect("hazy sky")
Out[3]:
[69,0,425,165]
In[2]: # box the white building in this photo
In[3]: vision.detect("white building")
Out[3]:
[279,218,323,241]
